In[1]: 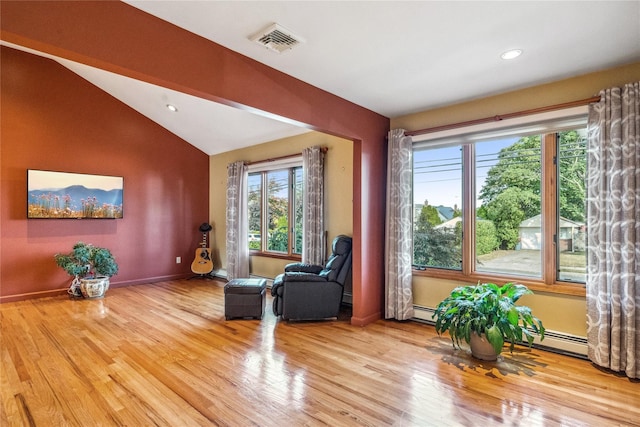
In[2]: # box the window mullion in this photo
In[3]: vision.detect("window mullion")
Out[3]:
[261,172,268,252]
[542,133,557,284]
[462,144,475,275]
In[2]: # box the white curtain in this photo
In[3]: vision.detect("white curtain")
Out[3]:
[385,129,414,320]
[226,161,249,280]
[586,81,640,379]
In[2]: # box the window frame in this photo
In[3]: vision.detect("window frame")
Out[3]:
[411,108,588,296]
[247,160,303,260]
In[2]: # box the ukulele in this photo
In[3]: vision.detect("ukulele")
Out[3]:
[191,229,214,275]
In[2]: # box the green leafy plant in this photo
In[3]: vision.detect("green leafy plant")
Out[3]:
[54,242,119,278]
[433,282,545,355]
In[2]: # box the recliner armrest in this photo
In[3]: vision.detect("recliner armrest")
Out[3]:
[282,272,328,282]
[284,263,324,274]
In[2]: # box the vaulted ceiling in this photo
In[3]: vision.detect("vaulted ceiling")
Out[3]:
[4,1,639,155]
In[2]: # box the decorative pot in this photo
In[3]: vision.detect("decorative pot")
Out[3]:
[80,276,110,299]
[67,275,83,298]
[470,332,499,361]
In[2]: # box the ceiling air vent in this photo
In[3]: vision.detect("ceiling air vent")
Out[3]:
[250,23,305,53]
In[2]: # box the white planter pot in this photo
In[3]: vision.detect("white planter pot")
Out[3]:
[80,277,110,299]
[470,332,499,361]
[67,276,83,298]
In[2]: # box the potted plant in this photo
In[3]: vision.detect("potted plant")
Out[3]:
[432,282,545,360]
[54,242,118,299]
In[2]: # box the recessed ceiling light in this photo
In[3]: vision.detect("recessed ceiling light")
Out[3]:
[166,104,178,112]
[501,49,522,60]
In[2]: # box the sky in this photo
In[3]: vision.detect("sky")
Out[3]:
[28,170,123,191]
[413,137,519,209]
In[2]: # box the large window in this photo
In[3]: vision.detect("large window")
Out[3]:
[413,114,587,289]
[248,166,303,256]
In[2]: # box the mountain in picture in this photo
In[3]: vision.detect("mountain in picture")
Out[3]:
[28,185,123,219]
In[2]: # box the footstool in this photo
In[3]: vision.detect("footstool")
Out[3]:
[224,278,266,320]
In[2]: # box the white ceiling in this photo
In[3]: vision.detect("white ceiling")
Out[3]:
[7,1,640,155]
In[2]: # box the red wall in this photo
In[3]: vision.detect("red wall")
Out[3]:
[1,1,390,324]
[0,46,210,301]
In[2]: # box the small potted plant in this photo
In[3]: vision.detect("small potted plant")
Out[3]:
[55,242,118,298]
[432,282,545,360]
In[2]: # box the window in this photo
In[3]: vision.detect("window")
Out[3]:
[412,111,587,289]
[413,145,462,270]
[248,174,262,250]
[475,135,542,278]
[248,165,303,256]
[557,130,587,282]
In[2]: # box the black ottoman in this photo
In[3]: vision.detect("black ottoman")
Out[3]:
[224,278,266,320]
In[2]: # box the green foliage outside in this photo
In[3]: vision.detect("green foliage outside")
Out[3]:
[477,131,586,250]
[482,187,540,250]
[413,228,460,269]
[419,203,442,227]
[474,220,499,255]
[414,202,460,269]
[268,216,289,252]
[557,130,587,223]
[478,135,542,250]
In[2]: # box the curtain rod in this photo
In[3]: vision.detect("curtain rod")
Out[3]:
[245,146,328,166]
[404,96,601,137]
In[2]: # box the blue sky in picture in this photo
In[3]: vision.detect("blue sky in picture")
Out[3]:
[28,170,122,191]
[413,137,520,209]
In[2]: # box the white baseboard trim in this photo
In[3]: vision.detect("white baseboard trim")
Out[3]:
[413,305,588,358]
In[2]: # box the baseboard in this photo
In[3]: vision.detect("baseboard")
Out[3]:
[351,310,382,326]
[528,330,588,359]
[412,305,438,323]
[112,273,193,287]
[210,268,228,280]
[413,305,588,358]
[1,273,199,303]
[0,288,68,303]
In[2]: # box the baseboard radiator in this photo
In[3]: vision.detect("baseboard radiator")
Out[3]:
[210,269,274,288]
[413,305,588,359]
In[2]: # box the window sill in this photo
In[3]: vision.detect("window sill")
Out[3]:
[412,268,586,297]
[249,251,302,262]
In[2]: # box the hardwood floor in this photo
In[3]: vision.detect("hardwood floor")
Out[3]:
[1,279,638,427]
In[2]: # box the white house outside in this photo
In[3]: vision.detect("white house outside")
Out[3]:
[519,214,585,252]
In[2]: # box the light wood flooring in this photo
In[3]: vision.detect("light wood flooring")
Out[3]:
[1,279,638,426]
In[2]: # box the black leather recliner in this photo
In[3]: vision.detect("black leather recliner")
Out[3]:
[271,235,352,321]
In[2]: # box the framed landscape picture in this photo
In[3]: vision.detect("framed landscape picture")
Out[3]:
[27,169,124,219]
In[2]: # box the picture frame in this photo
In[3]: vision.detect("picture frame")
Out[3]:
[27,169,124,219]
